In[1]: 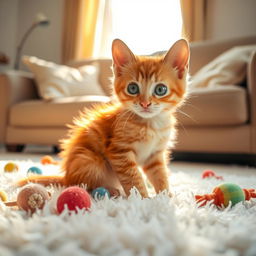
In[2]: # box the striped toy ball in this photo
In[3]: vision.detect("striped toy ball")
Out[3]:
[213,183,245,207]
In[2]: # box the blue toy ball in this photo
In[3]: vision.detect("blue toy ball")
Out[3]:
[27,166,43,175]
[92,187,110,200]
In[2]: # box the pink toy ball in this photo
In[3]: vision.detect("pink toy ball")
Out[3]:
[57,186,91,214]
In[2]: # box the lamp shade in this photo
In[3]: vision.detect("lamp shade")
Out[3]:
[35,13,50,26]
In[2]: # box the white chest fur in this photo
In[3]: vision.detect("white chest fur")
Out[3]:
[134,116,174,166]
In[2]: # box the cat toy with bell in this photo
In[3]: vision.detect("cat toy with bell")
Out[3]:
[4,184,50,213]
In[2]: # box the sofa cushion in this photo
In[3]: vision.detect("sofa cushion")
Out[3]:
[9,85,247,128]
[177,85,248,126]
[10,95,111,127]
[190,45,256,88]
[23,56,106,100]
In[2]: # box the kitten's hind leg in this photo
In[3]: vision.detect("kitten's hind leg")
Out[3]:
[63,148,123,195]
[63,148,109,190]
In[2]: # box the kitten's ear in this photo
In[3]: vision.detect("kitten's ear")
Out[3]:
[164,39,190,79]
[112,39,136,76]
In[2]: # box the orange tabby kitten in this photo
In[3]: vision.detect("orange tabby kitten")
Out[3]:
[18,39,190,198]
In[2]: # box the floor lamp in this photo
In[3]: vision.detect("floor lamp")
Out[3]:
[14,13,50,70]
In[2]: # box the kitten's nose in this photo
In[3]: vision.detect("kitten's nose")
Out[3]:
[140,101,151,108]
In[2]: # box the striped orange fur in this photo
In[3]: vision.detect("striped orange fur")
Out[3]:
[19,39,190,198]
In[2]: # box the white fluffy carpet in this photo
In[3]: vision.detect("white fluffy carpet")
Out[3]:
[0,158,256,256]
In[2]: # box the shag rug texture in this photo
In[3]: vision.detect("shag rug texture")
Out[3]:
[0,159,256,256]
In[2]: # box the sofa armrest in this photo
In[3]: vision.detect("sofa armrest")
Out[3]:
[190,36,256,75]
[0,70,38,143]
[247,51,256,153]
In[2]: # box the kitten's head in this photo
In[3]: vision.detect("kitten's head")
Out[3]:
[112,39,190,119]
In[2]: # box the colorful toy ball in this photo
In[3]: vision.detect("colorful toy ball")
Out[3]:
[27,166,43,175]
[0,190,8,202]
[17,184,50,213]
[41,155,59,165]
[92,187,110,200]
[4,162,18,172]
[57,186,91,214]
[195,183,256,208]
[201,169,223,180]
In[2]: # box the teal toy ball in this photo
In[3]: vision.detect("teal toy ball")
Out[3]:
[27,166,43,175]
[92,187,110,200]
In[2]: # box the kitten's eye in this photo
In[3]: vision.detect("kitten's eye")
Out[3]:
[154,84,168,96]
[127,83,139,95]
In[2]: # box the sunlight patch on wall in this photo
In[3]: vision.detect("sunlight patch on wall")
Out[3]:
[93,0,182,57]
[111,0,182,55]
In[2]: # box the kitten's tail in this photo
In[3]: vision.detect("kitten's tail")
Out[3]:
[16,175,65,187]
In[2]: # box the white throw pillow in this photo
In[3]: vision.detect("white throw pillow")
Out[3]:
[23,56,105,100]
[190,45,256,88]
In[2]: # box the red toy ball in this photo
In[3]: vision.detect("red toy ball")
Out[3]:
[202,169,215,178]
[202,169,223,180]
[57,186,91,214]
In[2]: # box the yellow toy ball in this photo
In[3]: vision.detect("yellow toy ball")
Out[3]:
[4,162,19,172]
[0,190,8,202]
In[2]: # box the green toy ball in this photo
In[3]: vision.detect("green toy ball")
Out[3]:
[215,183,245,207]
[195,183,256,207]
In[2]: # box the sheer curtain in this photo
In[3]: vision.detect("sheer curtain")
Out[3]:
[62,0,100,64]
[93,0,183,58]
[62,0,84,64]
[179,0,207,42]
[93,0,113,58]
[62,0,183,61]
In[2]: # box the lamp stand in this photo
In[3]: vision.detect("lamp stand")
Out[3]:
[14,23,38,70]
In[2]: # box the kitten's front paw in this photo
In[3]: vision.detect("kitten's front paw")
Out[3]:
[168,191,173,198]
[105,187,121,197]
[156,190,172,198]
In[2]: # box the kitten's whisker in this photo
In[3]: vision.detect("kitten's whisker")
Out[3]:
[113,109,131,130]
[183,100,201,112]
[122,111,134,131]
[177,120,188,135]
[117,110,130,131]
[176,109,198,124]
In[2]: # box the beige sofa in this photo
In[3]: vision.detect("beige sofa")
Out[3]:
[0,36,256,160]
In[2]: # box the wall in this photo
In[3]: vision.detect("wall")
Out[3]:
[17,0,63,70]
[0,0,63,72]
[206,0,256,40]
[1,0,256,72]
[0,0,18,72]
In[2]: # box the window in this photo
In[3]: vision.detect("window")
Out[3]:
[93,0,182,57]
